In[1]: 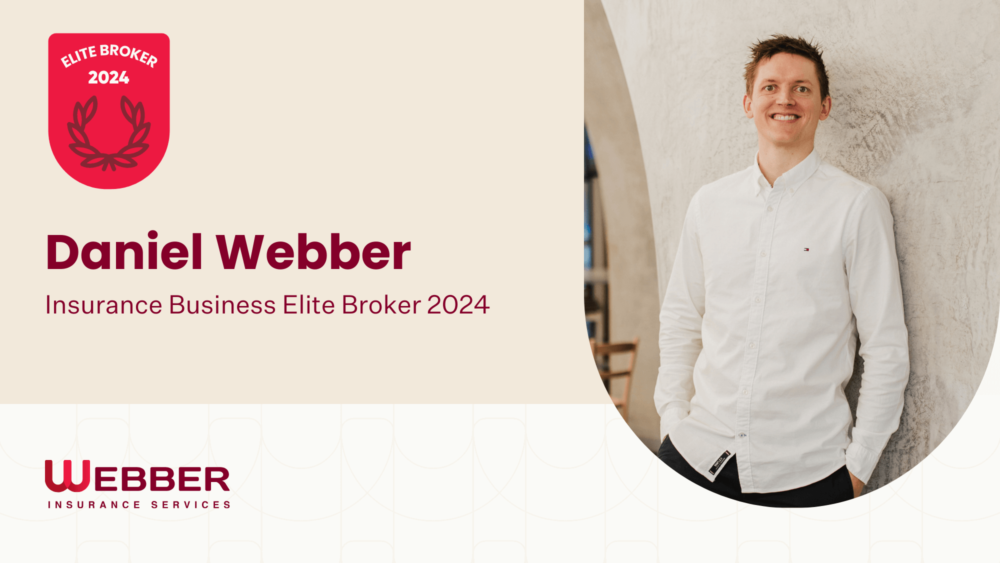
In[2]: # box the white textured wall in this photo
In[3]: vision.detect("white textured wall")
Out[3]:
[584,0,662,450]
[602,0,1000,490]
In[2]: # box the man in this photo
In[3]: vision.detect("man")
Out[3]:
[654,35,909,508]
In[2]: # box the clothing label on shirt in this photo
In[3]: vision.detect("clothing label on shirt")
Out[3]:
[709,450,731,475]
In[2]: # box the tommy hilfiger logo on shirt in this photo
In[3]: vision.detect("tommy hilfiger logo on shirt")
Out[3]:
[709,450,731,475]
[804,248,810,251]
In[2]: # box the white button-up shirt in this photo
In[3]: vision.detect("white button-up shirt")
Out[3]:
[654,150,909,494]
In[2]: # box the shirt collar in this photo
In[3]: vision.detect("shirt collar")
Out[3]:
[750,150,821,197]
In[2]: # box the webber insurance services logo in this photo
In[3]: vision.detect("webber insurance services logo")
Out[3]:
[48,33,169,189]
[44,460,232,512]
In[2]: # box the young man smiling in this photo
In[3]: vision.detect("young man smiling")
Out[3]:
[654,35,909,507]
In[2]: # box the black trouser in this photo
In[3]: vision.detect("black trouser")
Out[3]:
[658,436,854,507]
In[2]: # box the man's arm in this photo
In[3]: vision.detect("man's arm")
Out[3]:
[653,195,705,441]
[843,186,910,487]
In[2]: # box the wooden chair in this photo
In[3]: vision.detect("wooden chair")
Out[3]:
[590,337,639,422]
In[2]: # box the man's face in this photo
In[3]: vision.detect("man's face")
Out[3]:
[742,52,831,151]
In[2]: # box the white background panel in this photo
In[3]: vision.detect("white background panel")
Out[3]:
[2,395,1000,560]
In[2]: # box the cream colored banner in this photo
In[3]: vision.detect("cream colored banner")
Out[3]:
[0,1,604,404]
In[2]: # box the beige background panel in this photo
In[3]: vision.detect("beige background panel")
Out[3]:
[0,1,609,404]
[601,0,1000,489]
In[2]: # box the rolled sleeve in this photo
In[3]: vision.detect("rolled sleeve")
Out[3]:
[843,187,910,484]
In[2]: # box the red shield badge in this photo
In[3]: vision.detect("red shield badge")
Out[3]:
[49,34,169,189]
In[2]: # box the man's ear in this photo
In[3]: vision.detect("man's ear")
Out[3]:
[819,95,832,121]
[743,93,754,119]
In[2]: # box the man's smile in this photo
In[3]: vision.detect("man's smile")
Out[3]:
[771,113,800,121]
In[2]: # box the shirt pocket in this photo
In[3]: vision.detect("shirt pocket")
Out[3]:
[766,221,849,321]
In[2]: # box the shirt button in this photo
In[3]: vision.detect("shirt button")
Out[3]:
[742,389,748,395]
[754,297,761,303]
[767,206,773,212]
[760,251,766,257]
[748,342,755,349]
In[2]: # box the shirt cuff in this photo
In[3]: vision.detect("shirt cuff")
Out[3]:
[659,406,689,442]
[845,441,882,484]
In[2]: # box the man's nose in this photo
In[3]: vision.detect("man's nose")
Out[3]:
[777,88,794,105]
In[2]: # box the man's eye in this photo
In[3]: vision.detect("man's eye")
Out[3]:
[764,85,775,91]
[796,86,809,93]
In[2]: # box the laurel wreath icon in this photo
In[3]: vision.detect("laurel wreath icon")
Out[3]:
[67,95,150,171]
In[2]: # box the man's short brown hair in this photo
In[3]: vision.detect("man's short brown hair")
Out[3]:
[744,35,829,100]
